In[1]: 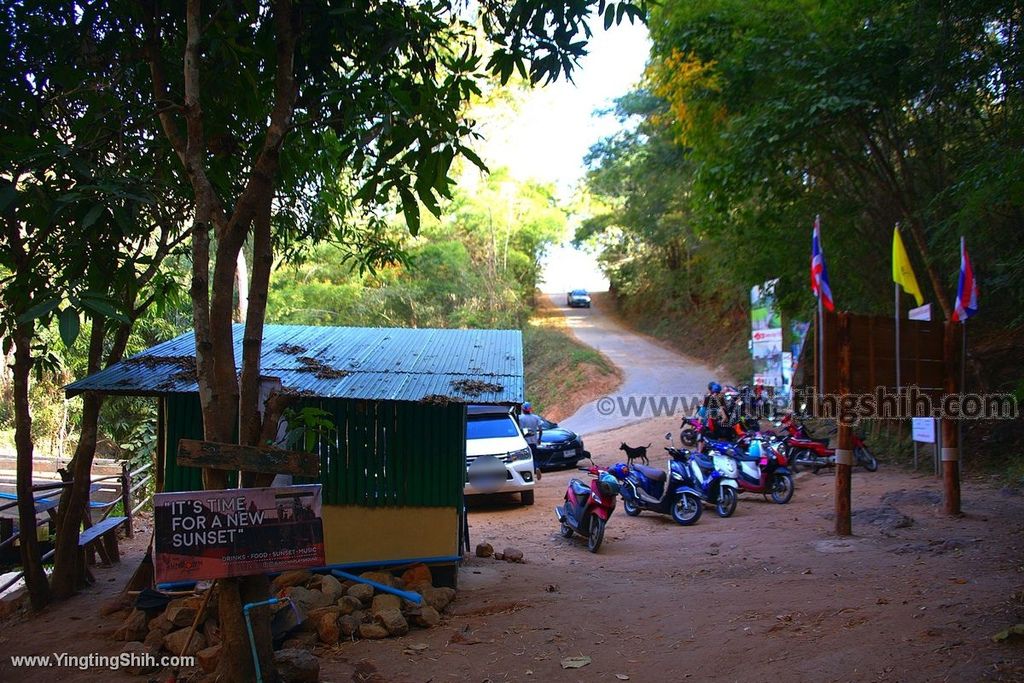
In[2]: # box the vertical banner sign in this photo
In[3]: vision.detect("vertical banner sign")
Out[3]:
[751,279,784,390]
[154,485,325,583]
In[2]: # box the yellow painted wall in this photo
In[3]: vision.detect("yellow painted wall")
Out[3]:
[322,505,458,565]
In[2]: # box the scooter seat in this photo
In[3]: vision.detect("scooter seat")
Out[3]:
[694,453,715,470]
[570,480,592,497]
[633,464,666,482]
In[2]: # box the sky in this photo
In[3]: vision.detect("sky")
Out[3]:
[473,16,651,294]
[476,17,651,192]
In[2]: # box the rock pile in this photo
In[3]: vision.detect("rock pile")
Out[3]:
[475,542,525,563]
[107,564,455,680]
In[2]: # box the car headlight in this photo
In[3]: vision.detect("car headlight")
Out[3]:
[509,448,532,462]
[538,442,559,449]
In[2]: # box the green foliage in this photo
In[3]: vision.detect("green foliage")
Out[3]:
[583,0,1024,386]
[268,169,567,331]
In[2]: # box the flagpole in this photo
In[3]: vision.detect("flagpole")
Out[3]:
[817,292,824,396]
[895,282,901,393]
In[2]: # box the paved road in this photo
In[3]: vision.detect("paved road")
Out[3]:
[548,292,724,436]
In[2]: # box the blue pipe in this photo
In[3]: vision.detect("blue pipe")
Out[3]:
[331,569,422,605]
[243,596,292,683]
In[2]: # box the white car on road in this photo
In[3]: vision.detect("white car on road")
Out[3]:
[465,405,536,505]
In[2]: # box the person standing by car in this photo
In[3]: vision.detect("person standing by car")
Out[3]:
[518,402,543,480]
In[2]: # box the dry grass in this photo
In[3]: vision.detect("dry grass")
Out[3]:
[522,295,621,422]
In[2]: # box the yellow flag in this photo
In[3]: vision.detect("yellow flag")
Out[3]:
[892,227,924,306]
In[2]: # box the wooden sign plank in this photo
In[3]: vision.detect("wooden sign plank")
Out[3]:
[177,439,319,477]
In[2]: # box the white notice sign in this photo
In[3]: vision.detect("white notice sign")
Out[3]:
[911,417,936,443]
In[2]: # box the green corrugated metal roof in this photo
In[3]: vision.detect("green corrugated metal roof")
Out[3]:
[66,324,524,405]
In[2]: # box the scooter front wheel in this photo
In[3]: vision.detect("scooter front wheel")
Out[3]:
[623,498,641,517]
[716,487,738,518]
[770,473,795,504]
[587,515,605,552]
[856,446,879,472]
[671,493,702,526]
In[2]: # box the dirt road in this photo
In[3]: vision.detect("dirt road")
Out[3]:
[313,420,1023,683]
[546,293,723,437]
[2,301,1022,683]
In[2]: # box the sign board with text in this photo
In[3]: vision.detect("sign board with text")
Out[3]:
[911,417,936,444]
[154,485,325,583]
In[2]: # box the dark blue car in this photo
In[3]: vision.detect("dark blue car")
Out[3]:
[532,417,588,471]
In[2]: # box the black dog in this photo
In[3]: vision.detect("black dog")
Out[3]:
[619,442,651,466]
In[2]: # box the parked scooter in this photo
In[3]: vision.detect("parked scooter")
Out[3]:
[607,450,705,526]
[555,465,620,552]
[776,414,878,472]
[703,436,794,504]
[663,433,739,517]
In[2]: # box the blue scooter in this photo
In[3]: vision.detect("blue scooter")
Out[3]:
[662,433,739,518]
[608,453,704,526]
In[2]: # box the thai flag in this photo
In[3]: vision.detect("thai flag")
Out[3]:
[810,216,834,311]
[951,236,979,322]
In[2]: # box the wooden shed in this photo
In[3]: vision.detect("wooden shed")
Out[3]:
[65,324,524,587]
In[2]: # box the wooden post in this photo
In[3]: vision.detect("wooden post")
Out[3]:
[120,462,133,538]
[942,320,961,515]
[834,312,853,536]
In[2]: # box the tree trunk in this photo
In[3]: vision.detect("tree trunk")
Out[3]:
[13,324,50,609]
[50,318,133,599]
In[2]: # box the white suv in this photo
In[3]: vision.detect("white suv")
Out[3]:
[465,405,536,505]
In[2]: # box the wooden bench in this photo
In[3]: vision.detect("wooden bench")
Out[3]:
[77,516,127,581]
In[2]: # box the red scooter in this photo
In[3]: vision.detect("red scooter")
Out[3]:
[777,414,878,473]
[555,465,620,552]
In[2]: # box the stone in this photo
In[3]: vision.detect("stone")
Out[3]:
[120,642,159,675]
[502,547,524,563]
[359,571,395,587]
[358,623,389,640]
[351,609,366,624]
[493,552,504,561]
[419,587,456,612]
[282,631,320,651]
[284,585,332,613]
[163,628,206,657]
[309,608,341,645]
[148,613,172,634]
[374,608,408,637]
[272,570,313,592]
[165,596,204,628]
[318,574,345,603]
[143,628,166,651]
[401,564,433,590]
[114,609,149,641]
[197,644,222,673]
[203,617,221,647]
[99,593,132,616]
[337,595,362,615]
[346,583,374,604]
[475,542,494,558]
[339,615,360,638]
[370,593,402,616]
[273,648,320,683]
[409,606,441,628]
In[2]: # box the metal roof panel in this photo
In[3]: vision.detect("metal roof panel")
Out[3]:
[65,324,524,404]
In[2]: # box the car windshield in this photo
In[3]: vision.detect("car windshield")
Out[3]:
[467,416,520,439]
[571,290,588,295]
[539,418,557,429]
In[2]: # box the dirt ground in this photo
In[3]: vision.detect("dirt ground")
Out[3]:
[2,416,1023,682]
